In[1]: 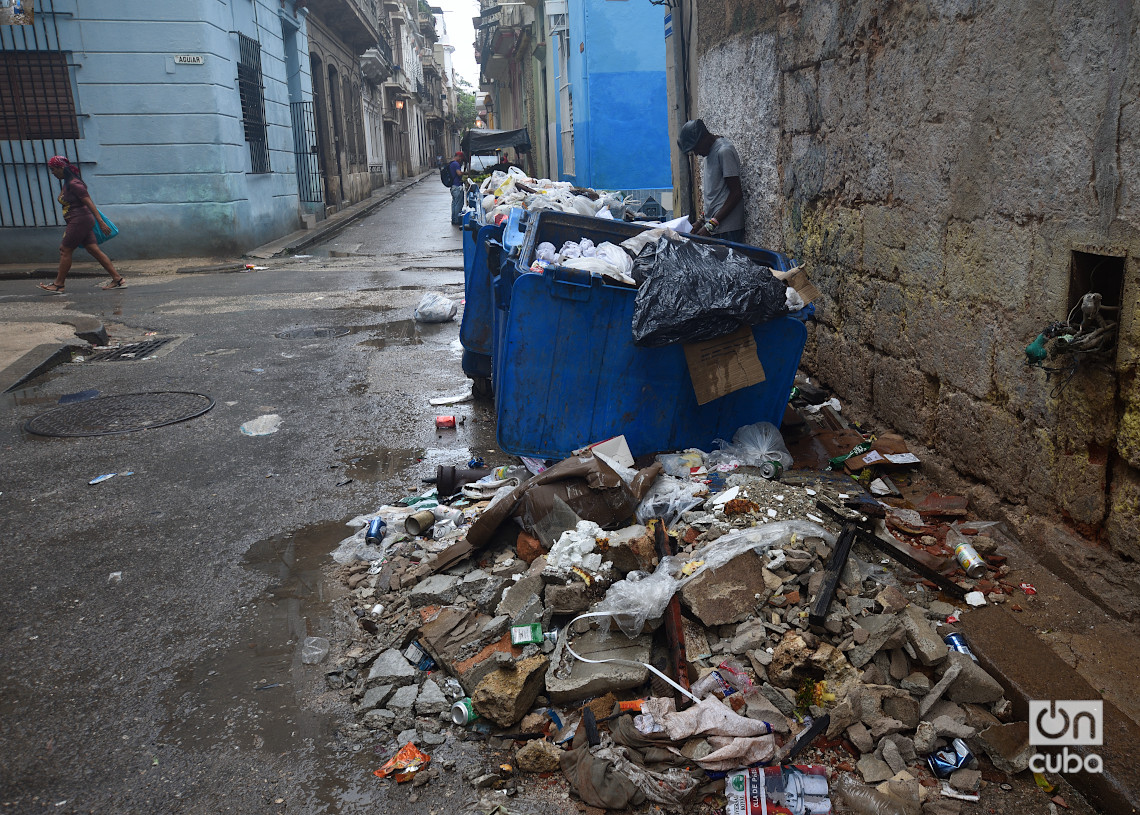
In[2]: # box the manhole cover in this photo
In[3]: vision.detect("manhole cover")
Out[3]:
[276,327,350,339]
[25,391,215,437]
[87,338,175,362]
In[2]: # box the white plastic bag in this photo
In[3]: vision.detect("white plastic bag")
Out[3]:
[707,421,794,469]
[414,292,457,323]
[536,241,558,263]
[596,556,683,637]
[683,520,835,578]
[635,475,706,526]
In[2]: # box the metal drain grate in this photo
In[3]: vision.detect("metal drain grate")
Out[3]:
[25,391,215,437]
[276,327,350,339]
[86,338,175,362]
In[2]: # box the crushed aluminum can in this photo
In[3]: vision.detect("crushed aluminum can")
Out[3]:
[1020,582,1037,595]
[928,738,974,778]
[435,415,456,429]
[944,633,978,662]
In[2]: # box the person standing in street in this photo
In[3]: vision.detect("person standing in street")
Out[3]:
[678,119,746,244]
[449,150,466,226]
[37,155,125,294]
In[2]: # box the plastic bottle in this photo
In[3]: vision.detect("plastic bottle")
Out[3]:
[833,774,908,815]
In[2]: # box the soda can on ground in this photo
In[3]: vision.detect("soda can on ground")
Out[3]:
[953,540,986,579]
[944,633,978,662]
[365,517,387,545]
[928,737,974,778]
[759,460,784,480]
[451,697,479,725]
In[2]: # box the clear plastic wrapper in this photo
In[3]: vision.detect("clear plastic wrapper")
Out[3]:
[631,236,790,347]
[707,421,794,469]
[414,292,458,323]
[595,556,683,637]
[685,520,835,577]
[655,449,707,478]
[635,475,705,526]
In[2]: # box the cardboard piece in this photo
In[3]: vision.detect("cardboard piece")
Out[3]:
[772,265,821,306]
[426,455,664,574]
[844,433,919,473]
[683,326,766,405]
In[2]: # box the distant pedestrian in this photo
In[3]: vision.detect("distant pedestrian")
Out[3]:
[448,150,466,226]
[678,119,745,243]
[37,156,124,294]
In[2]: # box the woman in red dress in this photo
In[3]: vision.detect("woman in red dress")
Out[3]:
[37,155,125,294]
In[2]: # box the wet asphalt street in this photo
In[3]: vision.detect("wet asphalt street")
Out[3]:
[0,181,569,814]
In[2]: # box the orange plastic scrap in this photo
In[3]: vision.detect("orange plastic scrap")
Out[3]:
[374,743,431,782]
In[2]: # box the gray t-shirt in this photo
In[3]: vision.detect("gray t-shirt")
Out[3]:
[702,136,744,232]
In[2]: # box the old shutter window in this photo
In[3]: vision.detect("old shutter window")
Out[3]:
[237,33,270,174]
[0,50,79,141]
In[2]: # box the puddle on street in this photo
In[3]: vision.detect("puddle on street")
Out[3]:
[158,520,349,754]
[343,446,475,482]
[356,318,446,350]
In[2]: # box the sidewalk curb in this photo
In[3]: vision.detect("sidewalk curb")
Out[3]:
[1,342,83,393]
[962,605,1140,815]
[245,172,432,259]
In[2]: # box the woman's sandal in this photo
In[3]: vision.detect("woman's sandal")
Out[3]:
[37,283,65,294]
[101,277,126,290]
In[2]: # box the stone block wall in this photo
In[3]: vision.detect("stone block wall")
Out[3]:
[693,1,1140,562]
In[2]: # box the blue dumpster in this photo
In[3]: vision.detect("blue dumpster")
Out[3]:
[493,212,807,459]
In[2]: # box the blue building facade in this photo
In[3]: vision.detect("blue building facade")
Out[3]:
[553,0,670,194]
[0,0,316,261]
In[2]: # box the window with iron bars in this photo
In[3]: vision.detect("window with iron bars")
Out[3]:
[0,50,79,140]
[237,33,270,173]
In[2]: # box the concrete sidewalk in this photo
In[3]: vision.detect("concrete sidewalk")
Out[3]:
[0,173,432,390]
[245,172,432,259]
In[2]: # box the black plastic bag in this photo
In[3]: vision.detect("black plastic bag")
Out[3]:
[631,237,789,347]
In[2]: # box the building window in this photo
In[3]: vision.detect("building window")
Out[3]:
[0,50,79,141]
[237,33,270,173]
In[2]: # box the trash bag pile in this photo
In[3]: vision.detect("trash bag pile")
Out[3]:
[478,166,630,223]
[318,388,1043,811]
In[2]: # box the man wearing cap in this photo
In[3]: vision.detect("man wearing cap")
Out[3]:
[449,150,466,226]
[677,119,745,243]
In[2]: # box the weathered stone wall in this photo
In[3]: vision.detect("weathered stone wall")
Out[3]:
[694,1,1140,562]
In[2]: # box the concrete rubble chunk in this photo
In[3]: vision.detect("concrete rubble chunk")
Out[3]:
[976,721,1032,775]
[358,684,395,711]
[881,733,917,762]
[869,717,907,740]
[408,573,461,605]
[857,755,894,784]
[497,573,545,619]
[929,715,975,740]
[545,629,651,703]
[880,739,907,774]
[601,524,655,574]
[901,605,949,666]
[846,721,874,753]
[913,721,937,754]
[367,649,416,687]
[900,672,932,695]
[515,739,563,773]
[544,582,592,615]
[919,660,962,717]
[741,688,792,733]
[396,727,418,746]
[942,652,1004,704]
[680,548,770,626]
[387,684,419,711]
[415,679,449,716]
[948,768,981,793]
[847,615,906,668]
[883,694,921,730]
[471,653,549,727]
[875,586,910,614]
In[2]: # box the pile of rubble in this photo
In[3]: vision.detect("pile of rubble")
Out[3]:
[322,415,1041,813]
